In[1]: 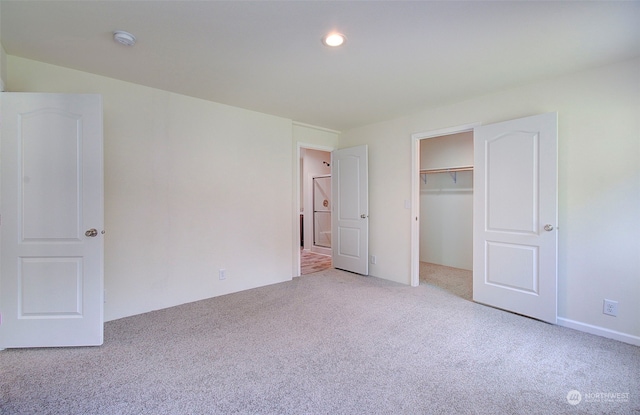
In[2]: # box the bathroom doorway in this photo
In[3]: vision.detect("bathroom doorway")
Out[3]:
[299,147,333,275]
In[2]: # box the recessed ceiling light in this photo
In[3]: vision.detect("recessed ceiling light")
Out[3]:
[322,32,346,47]
[113,30,136,47]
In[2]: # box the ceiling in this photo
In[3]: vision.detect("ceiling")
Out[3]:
[1,1,639,131]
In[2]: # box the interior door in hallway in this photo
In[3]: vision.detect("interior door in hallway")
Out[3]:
[331,145,368,275]
[473,112,558,324]
[0,93,104,348]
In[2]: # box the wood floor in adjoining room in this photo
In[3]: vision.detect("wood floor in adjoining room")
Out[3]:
[300,249,332,275]
[420,261,473,301]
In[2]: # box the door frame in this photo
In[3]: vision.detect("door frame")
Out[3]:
[410,123,480,287]
[294,142,335,277]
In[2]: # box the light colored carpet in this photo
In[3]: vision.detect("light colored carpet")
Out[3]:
[420,261,472,301]
[1,268,639,414]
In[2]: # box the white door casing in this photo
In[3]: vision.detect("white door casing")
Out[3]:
[410,123,479,287]
[295,142,334,277]
[473,113,558,324]
[0,93,104,348]
[331,145,369,275]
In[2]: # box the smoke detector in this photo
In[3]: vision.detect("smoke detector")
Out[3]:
[113,31,136,46]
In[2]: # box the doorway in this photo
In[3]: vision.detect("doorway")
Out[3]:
[418,132,474,300]
[298,145,333,275]
[410,123,479,288]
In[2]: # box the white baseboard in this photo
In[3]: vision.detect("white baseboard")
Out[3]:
[557,317,640,347]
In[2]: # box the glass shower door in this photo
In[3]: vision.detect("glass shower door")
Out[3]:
[313,176,331,248]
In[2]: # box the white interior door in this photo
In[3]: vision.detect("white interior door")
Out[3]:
[331,145,368,275]
[0,93,104,348]
[473,113,558,323]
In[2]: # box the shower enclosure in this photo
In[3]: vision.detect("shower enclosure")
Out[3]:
[313,176,331,249]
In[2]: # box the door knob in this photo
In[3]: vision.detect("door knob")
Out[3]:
[543,224,554,232]
[85,228,98,237]
[360,214,368,219]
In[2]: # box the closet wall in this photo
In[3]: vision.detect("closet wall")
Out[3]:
[419,132,473,270]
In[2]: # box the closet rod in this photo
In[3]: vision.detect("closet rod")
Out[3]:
[420,165,474,174]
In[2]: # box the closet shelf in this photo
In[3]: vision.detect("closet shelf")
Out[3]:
[420,165,473,184]
[420,165,474,174]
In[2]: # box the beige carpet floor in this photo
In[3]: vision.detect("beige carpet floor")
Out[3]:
[420,261,472,301]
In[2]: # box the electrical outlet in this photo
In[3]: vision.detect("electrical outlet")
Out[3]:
[370,255,376,265]
[219,269,227,280]
[603,299,618,316]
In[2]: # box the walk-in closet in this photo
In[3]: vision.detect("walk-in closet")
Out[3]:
[419,132,473,299]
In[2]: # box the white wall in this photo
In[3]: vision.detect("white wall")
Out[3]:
[0,47,7,92]
[0,45,5,91]
[419,171,473,270]
[340,58,640,344]
[293,123,339,150]
[0,4,6,91]
[7,56,294,321]
[420,132,473,170]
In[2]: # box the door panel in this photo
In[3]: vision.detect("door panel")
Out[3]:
[332,145,368,275]
[486,131,538,233]
[486,242,538,294]
[20,257,83,316]
[0,93,104,348]
[473,113,557,323]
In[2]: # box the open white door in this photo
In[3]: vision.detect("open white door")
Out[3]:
[0,93,104,348]
[331,145,368,275]
[473,113,558,323]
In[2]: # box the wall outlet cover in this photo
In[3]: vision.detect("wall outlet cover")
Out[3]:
[603,299,618,316]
